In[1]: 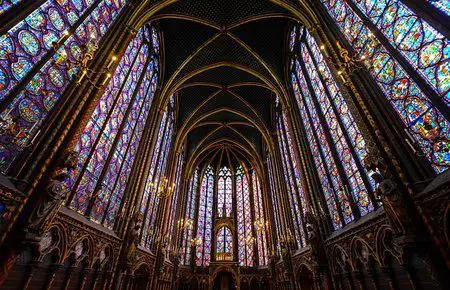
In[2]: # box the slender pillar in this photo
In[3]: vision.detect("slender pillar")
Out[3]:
[381,266,399,290]
[78,268,91,290]
[44,264,62,290]
[102,271,114,290]
[62,265,77,290]
[22,260,40,290]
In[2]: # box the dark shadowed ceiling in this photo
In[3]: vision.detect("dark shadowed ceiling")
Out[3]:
[152,0,298,170]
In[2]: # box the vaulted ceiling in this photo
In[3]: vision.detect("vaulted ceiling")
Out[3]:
[150,0,301,171]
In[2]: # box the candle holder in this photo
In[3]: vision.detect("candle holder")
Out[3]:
[253,218,268,234]
[191,237,202,247]
[155,177,175,198]
[245,235,255,246]
[51,30,116,89]
[177,218,194,230]
[318,40,372,83]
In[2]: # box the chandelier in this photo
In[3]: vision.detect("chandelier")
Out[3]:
[52,31,116,88]
[177,218,194,230]
[191,237,202,246]
[279,229,294,245]
[245,235,255,246]
[147,177,175,198]
[253,218,269,234]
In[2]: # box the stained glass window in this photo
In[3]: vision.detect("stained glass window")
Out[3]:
[0,0,21,15]
[427,0,450,16]
[276,110,307,248]
[187,162,268,267]
[236,165,254,266]
[267,155,282,255]
[66,24,159,230]
[0,0,127,172]
[216,226,233,261]
[195,166,214,266]
[217,166,232,217]
[290,26,376,229]
[252,171,268,266]
[139,96,175,248]
[320,0,450,172]
[181,168,199,265]
[167,147,184,250]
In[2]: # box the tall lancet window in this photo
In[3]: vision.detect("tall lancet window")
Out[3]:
[217,166,232,217]
[181,168,199,265]
[0,0,127,172]
[290,26,375,230]
[139,96,175,248]
[67,25,159,229]
[276,109,307,248]
[196,165,214,266]
[184,163,269,267]
[267,154,282,255]
[236,165,254,266]
[167,147,184,245]
[320,0,450,173]
[252,171,268,266]
[216,226,233,261]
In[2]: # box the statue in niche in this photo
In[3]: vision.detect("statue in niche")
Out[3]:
[280,241,293,273]
[27,151,78,233]
[125,212,143,266]
[305,212,320,265]
[156,240,168,274]
[85,184,103,218]
[364,153,416,240]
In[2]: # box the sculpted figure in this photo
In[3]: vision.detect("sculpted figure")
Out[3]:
[28,151,78,232]
[364,154,414,238]
[305,212,320,264]
[125,212,143,265]
[85,185,103,218]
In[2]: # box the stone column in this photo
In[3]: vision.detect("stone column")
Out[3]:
[78,268,91,290]
[22,260,40,290]
[44,263,62,290]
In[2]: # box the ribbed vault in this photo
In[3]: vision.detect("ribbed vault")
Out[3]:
[130,0,317,177]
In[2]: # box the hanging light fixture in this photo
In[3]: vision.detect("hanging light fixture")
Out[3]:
[155,177,175,198]
[245,235,255,246]
[253,218,268,234]
[177,218,194,230]
[191,237,202,246]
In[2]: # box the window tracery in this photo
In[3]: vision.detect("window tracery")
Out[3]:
[67,25,159,231]
[319,0,450,173]
[139,96,175,248]
[290,26,376,229]
[252,170,268,266]
[181,168,199,265]
[236,165,254,266]
[167,147,184,247]
[276,110,307,248]
[217,166,232,217]
[216,226,233,261]
[195,165,214,266]
[182,163,268,267]
[0,0,127,172]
